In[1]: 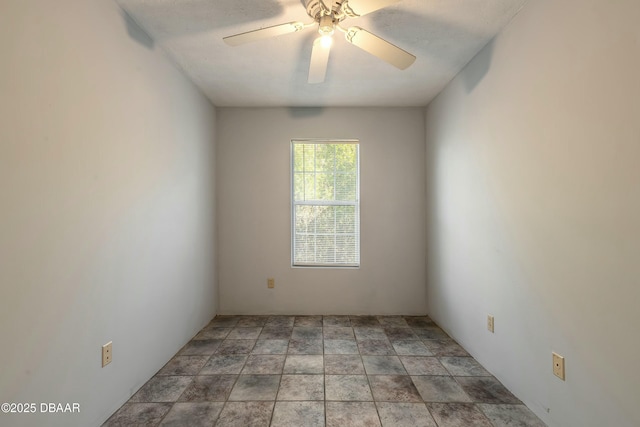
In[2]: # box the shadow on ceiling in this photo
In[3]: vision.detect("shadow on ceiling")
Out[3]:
[116,0,289,42]
[364,8,483,69]
[120,9,154,49]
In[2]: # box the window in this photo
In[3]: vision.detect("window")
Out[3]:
[291,140,360,267]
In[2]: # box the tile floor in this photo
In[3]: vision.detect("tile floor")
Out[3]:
[103,315,546,427]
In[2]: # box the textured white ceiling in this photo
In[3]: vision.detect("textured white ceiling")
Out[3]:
[116,0,528,107]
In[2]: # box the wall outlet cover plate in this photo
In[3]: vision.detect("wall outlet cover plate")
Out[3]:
[102,342,113,367]
[487,315,495,333]
[552,352,565,380]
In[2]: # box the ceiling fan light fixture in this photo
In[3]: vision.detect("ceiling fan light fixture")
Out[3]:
[320,35,333,48]
[318,15,335,37]
[319,26,335,37]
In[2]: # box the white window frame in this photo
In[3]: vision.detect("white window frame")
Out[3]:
[291,139,360,268]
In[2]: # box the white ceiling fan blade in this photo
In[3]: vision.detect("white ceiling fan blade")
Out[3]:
[343,0,401,17]
[224,21,307,46]
[345,26,416,70]
[308,37,332,84]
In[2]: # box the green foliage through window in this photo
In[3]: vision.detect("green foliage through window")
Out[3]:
[292,141,360,267]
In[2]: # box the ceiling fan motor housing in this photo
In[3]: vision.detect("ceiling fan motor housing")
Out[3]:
[305,0,324,19]
[323,1,344,13]
[306,0,345,20]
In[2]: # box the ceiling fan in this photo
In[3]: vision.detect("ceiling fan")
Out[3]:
[223,0,416,84]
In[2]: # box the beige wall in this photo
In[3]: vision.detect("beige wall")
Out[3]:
[425,0,640,426]
[0,1,218,426]
[217,107,427,315]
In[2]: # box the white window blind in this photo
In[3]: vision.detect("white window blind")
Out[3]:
[291,140,360,267]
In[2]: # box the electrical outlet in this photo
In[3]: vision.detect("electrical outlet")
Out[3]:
[102,342,112,367]
[487,315,494,333]
[267,278,275,289]
[552,352,565,380]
